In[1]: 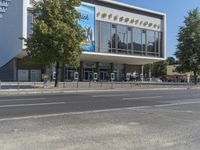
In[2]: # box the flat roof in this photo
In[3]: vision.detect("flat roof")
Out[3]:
[98,0,166,17]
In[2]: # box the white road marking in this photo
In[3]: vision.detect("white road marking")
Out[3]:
[123,96,163,100]
[154,101,200,108]
[93,94,129,98]
[1,99,200,122]
[0,102,65,108]
[0,98,47,102]
[0,107,134,122]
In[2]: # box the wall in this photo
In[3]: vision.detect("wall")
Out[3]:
[0,0,26,68]
[0,59,16,81]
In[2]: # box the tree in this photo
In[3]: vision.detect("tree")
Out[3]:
[144,61,167,78]
[167,57,176,65]
[175,8,200,84]
[25,0,85,87]
[151,61,168,77]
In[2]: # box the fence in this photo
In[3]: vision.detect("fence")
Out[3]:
[0,80,194,90]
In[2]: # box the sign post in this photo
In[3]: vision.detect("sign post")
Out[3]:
[111,73,115,81]
[93,72,98,82]
[74,72,79,81]
[126,73,130,81]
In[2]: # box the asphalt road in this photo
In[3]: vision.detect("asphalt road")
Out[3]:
[1,88,200,149]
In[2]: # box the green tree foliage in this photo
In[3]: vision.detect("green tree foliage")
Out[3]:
[144,61,167,78]
[25,0,85,87]
[175,8,200,84]
[167,57,176,65]
[151,61,168,77]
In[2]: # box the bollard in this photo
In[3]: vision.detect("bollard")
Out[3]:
[111,82,113,89]
[17,81,20,90]
[76,81,79,89]
[89,81,91,88]
[34,81,36,89]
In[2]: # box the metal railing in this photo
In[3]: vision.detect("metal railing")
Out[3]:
[0,81,195,90]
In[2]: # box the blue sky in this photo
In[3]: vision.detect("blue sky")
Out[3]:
[115,0,200,57]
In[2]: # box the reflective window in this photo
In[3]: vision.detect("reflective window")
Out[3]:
[160,32,163,57]
[117,25,127,50]
[155,31,159,56]
[96,21,163,58]
[111,24,117,49]
[142,30,146,53]
[27,11,33,37]
[128,27,132,50]
[147,30,155,54]
[133,28,142,51]
[99,22,111,53]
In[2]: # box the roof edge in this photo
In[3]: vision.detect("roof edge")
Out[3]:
[98,0,166,16]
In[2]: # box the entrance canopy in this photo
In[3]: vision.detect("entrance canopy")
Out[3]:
[80,52,165,65]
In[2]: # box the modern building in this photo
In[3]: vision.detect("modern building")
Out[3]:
[0,0,166,82]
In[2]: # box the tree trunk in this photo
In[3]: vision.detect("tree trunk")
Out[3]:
[55,62,59,87]
[61,63,65,82]
[194,70,197,85]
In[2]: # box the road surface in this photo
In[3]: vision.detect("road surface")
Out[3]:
[0,88,200,150]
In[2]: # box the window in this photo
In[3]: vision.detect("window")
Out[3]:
[142,30,146,53]
[160,32,163,57]
[128,27,132,51]
[99,22,111,53]
[117,25,127,50]
[111,24,117,50]
[27,11,33,37]
[96,21,163,58]
[155,31,160,56]
[147,30,155,54]
[133,28,142,52]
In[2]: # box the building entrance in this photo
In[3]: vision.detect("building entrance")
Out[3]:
[84,71,93,81]
[65,67,76,81]
[100,71,106,81]
[100,69,109,81]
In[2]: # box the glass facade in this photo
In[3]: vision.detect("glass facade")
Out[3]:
[96,21,163,58]
[27,11,33,37]
[117,25,127,52]
[133,28,142,52]
[111,24,117,50]
[99,22,111,53]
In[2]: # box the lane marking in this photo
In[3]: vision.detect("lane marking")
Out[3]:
[0,107,135,122]
[123,96,163,100]
[0,98,47,102]
[0,102,65,108]
[93,94,129,98]
[154,101,200,108]
[1,99,200,122]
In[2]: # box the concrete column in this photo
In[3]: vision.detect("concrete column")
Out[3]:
[96,62,100,80]
[187,73,190,83]
[123,64,127,81]
[140,65,144,82]
[79,61,84,81]
[149,64,152,81]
